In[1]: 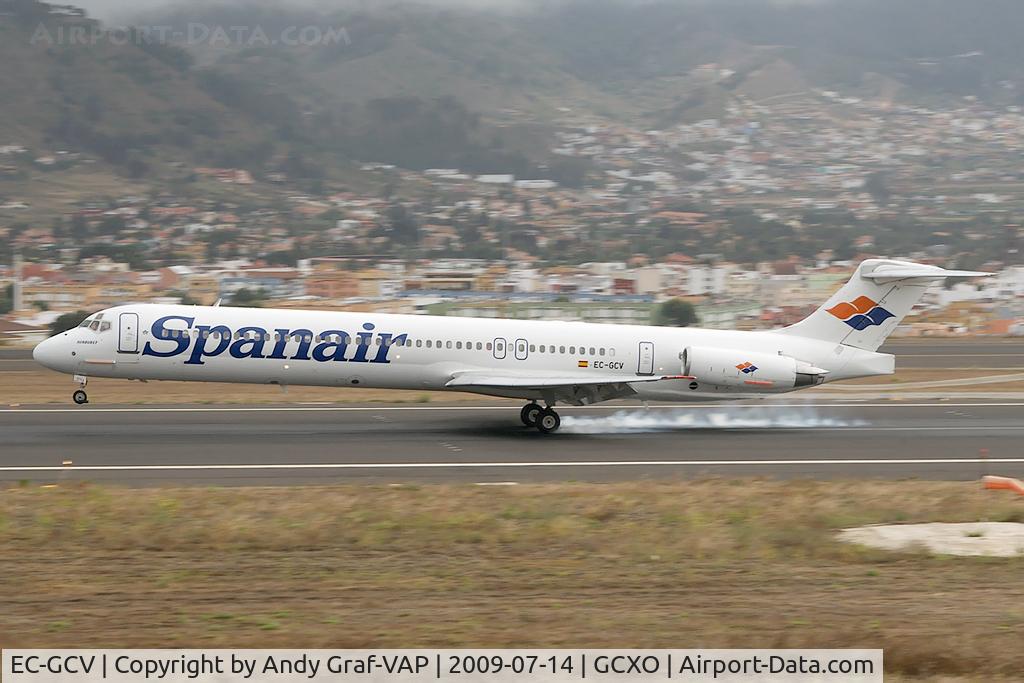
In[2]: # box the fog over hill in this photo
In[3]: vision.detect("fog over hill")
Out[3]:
[5,0,1024,183]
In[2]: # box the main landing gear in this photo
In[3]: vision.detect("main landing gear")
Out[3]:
[520,402,561,434]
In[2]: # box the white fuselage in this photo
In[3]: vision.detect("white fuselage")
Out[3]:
[32,303,894,403]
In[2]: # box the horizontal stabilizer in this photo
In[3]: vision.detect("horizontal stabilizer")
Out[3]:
[861,264,993,282]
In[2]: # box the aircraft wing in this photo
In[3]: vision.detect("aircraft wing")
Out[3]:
[445,370,694,404]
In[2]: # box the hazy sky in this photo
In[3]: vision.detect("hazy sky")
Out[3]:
[70,0,829,23]
[72,0,546,22]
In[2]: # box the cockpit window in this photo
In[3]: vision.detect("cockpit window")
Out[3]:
[89,320,101,331]
[79,319,92,328]
[99,322,111,332]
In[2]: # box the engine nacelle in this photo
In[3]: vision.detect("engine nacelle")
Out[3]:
[682,346,826,390]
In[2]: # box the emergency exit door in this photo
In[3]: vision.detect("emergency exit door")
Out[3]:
[637,341,655,375]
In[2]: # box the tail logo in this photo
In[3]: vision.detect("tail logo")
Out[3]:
[736,361,758,374]
[827,295,895,331]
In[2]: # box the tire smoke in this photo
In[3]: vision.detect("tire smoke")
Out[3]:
[561,407,867,434]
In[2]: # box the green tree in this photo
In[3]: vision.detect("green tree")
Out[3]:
[0,283,12,314]
[49,311,90,336]
[168,290,200,306]
[864,171,891,207]
[653,299,698,327]
[231,287,268,307]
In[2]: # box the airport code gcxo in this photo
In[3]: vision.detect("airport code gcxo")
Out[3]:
[3,649,882,682]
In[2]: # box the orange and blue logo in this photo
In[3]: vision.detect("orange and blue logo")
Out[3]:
[735,361,758,374]
[827,295,895,331]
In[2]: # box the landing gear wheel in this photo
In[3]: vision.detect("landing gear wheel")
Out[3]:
[72,389,88,405]
[520,402,542,427]
[536,407,561,434]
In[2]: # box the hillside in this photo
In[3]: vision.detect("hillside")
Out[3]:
[0,0,276,175]
[6,0,1024,187]
[135,0,1024,129]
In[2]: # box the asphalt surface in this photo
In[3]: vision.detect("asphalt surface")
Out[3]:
[1,401,1021,485]
[4,340,1024,369]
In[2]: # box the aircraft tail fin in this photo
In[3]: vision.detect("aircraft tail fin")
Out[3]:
[777,259,992,351]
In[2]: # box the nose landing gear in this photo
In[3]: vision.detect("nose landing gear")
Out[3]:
[520,402,561,433]
[72,375,89,405]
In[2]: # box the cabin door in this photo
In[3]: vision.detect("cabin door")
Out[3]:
[118,312,140,354]
[637,341,655,375]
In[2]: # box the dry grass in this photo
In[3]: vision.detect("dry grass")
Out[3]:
[1,480,1023,680]
[4,367,1024,405]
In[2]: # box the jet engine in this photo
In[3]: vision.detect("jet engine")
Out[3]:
[681,346,827,390]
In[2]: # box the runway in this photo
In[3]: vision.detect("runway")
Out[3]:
[4,339,1024,369]
[1,401,1021,485]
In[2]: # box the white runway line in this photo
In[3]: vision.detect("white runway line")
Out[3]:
[1,457,1023,472]
[2,402,1024,413]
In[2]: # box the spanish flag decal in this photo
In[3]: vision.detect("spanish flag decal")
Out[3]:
[578,360,589,368]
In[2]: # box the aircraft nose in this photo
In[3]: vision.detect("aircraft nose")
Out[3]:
[33,335,65,371]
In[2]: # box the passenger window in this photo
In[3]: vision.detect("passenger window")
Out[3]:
[569,346,575,354]
[446,341,452,349]
[486,342,492,351]
[599,348,605,356]
[416,340,422,348]
[609,348,616,357]
[476,342,482,350]
[529,344,536,352]
[456,341,462,349]
[590,347,595,355]
[560,346,565,354]
[539,345,545,353]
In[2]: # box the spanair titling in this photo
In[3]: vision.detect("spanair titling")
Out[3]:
[33,259,991,433]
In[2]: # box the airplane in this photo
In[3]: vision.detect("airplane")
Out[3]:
[31,259,990,433]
